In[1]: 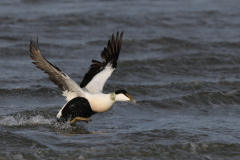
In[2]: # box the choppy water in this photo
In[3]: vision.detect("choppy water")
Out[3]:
[1,0,240,159]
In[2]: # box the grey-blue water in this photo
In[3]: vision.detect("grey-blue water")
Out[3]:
[1,0,240,159]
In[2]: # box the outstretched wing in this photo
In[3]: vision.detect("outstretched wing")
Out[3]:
[80,31,123,93]
[30,39,85,101]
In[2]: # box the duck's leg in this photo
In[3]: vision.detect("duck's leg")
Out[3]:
[70,117,92,124]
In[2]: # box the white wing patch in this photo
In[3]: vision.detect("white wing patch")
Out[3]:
[61,74,85,100]
[62,90,80,102]
[84,63,115,93]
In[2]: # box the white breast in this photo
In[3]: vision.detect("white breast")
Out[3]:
[85,92,114,112]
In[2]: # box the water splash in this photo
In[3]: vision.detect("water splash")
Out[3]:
[0,115,54,126]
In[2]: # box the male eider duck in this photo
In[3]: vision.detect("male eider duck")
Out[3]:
[29,32,136,124]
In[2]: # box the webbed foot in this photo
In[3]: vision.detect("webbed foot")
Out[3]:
[70,117,92,124]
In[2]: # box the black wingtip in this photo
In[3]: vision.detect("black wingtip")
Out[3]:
[30,39,36,53]
[30,37,40,49]
[120,31,123,38]
[36,37,40,49]
[30,38,40,52]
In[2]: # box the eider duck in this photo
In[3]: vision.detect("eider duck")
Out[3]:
[29,32,136,124]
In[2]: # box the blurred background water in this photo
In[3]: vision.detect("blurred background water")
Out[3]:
[1,0,240,159]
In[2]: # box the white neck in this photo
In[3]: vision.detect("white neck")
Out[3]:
[112,92,130,102]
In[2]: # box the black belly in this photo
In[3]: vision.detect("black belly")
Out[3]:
[58,97,96,123]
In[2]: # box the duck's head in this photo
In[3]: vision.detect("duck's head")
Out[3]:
[110,90,136,103]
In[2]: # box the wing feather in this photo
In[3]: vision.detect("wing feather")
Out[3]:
[107,40,113,56]
[80,31,124,92]
[101,51,107,63]
[111,34,116,54]
[30,39,85,100]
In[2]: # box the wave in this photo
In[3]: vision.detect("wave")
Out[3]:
[138,89,240,110]
[1,141,239,159]
[118,51,238,66]
[0,109,89,131]
[0,36,19,41]
[212,41,240,49]
[0,87,62,99]
[0,115,54,126]
[0,115,92,134]
[130,80,240,109]
[75,142,240,159]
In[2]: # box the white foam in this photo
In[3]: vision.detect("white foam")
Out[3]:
[52,120,72,130]
[0,115,54,126]
[78,155,85,160]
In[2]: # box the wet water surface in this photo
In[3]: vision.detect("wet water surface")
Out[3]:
[1,0,240,159]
